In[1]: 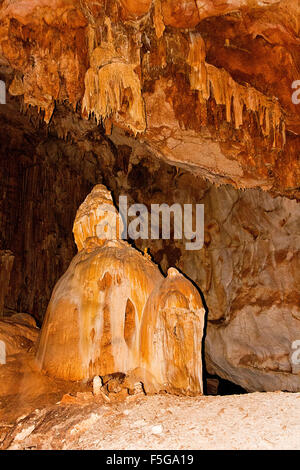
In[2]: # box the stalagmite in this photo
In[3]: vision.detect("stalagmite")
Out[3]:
[36,185,163,381]
[36,185,205,395]
[73,184,122,252]
[36,238,162,381]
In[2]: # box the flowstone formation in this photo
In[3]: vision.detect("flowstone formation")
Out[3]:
[0,251,14,317]
[36,185,205,395]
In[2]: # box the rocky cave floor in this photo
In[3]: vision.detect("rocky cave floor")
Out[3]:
[1,387,300,450]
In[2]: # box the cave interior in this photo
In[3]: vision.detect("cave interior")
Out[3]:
[0,0,299,448]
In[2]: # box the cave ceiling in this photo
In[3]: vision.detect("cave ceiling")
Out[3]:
[0,0,299,198]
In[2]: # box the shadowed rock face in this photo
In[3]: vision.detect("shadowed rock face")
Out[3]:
[36,186,205,395]
[0,1,299,394]
[0,251,14,316]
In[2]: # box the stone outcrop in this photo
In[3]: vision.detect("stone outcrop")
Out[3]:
[36,185,205,395]
[182,186,300,392]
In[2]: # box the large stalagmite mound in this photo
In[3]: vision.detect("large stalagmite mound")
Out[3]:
[36,185,205,394]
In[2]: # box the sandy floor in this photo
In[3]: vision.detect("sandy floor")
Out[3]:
[1,391,300,450]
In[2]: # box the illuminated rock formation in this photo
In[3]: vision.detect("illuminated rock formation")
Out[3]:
[187,34,285,147]
[0,0,299,397]
[36,185,205,394]
[73,184,123,251]
[36,240,163,381]
[82,18,146,135]
[0,251,14,317]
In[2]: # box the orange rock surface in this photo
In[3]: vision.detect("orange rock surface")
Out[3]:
[140,268,205,395]
[0,0,299,195]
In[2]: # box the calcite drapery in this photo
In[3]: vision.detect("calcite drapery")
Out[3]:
[36,185,205,395]
[0,0,299,195]
[0,251,14,317]
[140,267,204,395]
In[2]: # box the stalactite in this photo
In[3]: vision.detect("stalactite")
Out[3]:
[0,251,14,317]
[188,33,286,147]
[82,17,146,135]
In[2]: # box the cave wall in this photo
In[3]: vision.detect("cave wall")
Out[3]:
[0,108,108,321]
[1,102,299,392]
[0,0,299,198]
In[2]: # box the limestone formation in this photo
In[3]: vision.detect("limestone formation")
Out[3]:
[82,18,146,136]
[36,238,163,381]
[73,184,123,251]
[0,0,299,398]
[187,33,285,146]
[140,267,205,395]
[36,185,205,394]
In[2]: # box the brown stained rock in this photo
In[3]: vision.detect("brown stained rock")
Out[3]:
[0,0,299,400]
[0,317,39,356]
[36,185,205,394]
